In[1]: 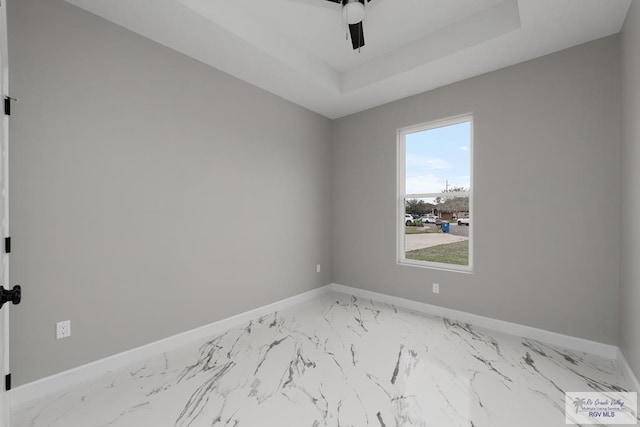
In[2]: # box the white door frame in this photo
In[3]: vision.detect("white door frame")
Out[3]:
[0,0,10,425]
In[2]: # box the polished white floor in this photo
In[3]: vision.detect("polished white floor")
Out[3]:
[12,292,635,426]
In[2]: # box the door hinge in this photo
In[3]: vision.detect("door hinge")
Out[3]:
[4,96,16,116]
[4,237,10,254]
[5,374,10,391]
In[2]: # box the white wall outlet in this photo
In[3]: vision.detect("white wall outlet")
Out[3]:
[316,264,321,273]
[56,320,71,339]
[433,283,440,294]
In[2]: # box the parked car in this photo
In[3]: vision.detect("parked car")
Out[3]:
[423,215,438,224]
[457,216,470,226]
[405,214,414,226]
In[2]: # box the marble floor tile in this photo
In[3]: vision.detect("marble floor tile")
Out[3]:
[12,292,637,426]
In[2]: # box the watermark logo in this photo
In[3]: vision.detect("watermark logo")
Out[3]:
[565,392,638,425]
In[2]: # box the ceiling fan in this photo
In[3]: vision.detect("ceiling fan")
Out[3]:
[326,0,372,50]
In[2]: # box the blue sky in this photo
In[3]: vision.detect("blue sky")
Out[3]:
[405,121,471,195]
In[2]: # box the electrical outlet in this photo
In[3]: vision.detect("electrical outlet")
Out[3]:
[56,320,71,339]
[316,264,321,273]
[433,283,440,294]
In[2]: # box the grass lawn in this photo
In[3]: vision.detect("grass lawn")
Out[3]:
[405,226,439,234]
[405,241,469,265]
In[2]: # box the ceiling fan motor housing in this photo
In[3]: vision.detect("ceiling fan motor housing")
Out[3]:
[342,0,365,25]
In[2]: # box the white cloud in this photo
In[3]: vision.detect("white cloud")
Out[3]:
[452,175,471,188]
[406,154,450,171]
[406,174,447,195]
[458,146,470,152]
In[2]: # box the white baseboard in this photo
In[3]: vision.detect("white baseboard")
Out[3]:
[11,282,629,409]
[10,284,333,408]
[331,283,619,360]
[617,348,640,393]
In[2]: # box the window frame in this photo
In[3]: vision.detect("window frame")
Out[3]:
[397,113,474,273]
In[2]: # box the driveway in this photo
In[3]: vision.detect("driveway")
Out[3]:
[405,232,469,251]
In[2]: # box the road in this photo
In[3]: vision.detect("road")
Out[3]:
[448,223,469,237]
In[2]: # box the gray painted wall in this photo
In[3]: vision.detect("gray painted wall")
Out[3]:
[332,36,621,345]
[6,0,629,388]
[620,0,640,381]
[8,0,332,385]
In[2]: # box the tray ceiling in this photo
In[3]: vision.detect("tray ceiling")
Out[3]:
[64,0,631,118]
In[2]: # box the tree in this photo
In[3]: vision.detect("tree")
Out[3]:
[437,186,469,214]
[405,199,435,217]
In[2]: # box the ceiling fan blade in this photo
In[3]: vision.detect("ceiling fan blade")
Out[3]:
[324,0,341,3]
[348,21,365,50]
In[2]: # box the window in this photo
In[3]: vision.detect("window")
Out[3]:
[397,115,473,272]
